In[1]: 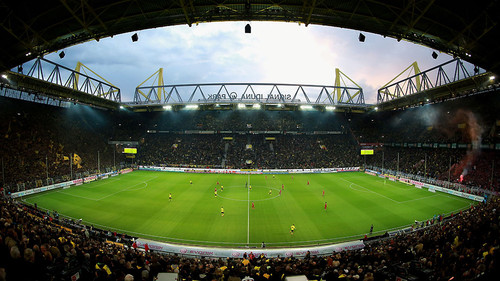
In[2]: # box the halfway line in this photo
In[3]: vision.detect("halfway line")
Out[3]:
[247,174,250,245]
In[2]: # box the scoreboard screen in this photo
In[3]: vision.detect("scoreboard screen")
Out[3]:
[360,149,374,155]
[123,148,137,154]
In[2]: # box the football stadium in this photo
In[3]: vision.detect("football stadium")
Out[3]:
[1,1,499,281]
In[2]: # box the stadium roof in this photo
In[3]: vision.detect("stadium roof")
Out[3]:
[1,0,499,76]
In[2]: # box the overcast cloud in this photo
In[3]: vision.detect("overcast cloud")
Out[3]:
[33,21,460,104]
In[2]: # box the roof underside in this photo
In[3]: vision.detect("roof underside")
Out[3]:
[1,0,499,76]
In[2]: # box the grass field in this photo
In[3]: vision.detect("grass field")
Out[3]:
[22,170,475,247]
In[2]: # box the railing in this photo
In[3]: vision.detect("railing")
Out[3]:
[133,82,365,106]
[377,58,486,103]
[23,57,121,102]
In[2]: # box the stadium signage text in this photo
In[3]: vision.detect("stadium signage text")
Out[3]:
[207,92,293,101]
[363,169,485,202]
[11,171,118,198]
[138,166,360,174]
[135,239,365,258]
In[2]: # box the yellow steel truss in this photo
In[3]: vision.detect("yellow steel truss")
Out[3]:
[379,61,421,99]
[136,68,165,102]
[333,68,362,103]
[74,62,119,97]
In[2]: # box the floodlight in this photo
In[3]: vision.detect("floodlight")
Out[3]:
[300,105,313,110]
[185,104,199,110]
[163,105,172,110]
[325,106,336,111]
[119,105,124,109]
[1,74,7,79]
[489,75,496,81]
[131,33,138,42]
[253,104,261,109]
[374,107,378,111]
[238,103,246,109]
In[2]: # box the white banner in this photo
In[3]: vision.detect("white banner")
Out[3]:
[423,183,484,202]
[138,166,360,175]
[135,239,364,258]
[11,171,119,198]
[11,180,72,198]
[364,172,483,202]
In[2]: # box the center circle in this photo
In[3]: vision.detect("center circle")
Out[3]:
[217,185,282,202]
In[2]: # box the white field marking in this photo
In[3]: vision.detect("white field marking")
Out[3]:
[396,194,439,203]
[32,210,445,246]
[96,176,158,201]
[22,196,472,247]
[217,185,281,201]
[42,209,385,245]
[378,180,414,190]
[51,176,158,202]
[23,192,52,201]
[354,174,415,191]
[22,178,121,200]
[343,177,464,205]
[247,174,250,245]
[83,178,121,189]
[54,190,100,201]
[339,177,400,203]
[53,182,148,202]
[346,183,373,193]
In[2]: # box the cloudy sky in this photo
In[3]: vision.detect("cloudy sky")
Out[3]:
[35,21,462,104]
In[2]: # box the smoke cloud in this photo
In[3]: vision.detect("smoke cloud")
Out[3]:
[450,110,483,182]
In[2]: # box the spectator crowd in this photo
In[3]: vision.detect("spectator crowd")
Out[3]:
[2,90,500,194]
[0,82,500,281]
[0,195,498,281]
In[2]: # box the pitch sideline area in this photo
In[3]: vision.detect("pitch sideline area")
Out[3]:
[21,170,475,247]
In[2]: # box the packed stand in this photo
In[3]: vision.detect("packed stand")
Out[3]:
[0,97,129,193]
[0,196,499,281]
[2,89,500,194]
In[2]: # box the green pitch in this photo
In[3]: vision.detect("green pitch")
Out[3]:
[22,171,475,247]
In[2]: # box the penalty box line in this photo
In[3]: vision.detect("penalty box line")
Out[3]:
[340,177,441,204]
[339,177,401,204]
